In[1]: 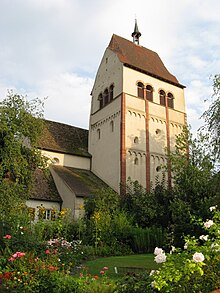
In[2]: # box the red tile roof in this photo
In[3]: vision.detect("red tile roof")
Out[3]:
[108,34,185,88]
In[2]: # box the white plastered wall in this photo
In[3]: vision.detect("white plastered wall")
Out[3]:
[41,150,90,170]
[26,200,60,222]
[123,66,186,187]
[89,49,123,193]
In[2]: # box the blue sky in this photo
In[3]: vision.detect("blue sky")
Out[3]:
[0,0,219,134]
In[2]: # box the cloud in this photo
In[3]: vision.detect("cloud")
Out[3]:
[0,0,219,134]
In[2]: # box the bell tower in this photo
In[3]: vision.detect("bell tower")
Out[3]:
[89,27,186,193]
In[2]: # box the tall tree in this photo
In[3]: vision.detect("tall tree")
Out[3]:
[0,91,45,221]
[202,74,220,162]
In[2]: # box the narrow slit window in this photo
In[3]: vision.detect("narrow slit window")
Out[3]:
[97,128,101,139]
[104,89,109,105]
[109,84,114,101]
[98,93,104,109]
[110,121,114,132]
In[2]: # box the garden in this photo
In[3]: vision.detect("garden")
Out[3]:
[0,76,220,292]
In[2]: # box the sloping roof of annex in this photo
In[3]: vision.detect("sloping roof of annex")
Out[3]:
[37,120,90,157]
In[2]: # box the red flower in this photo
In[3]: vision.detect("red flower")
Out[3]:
[48,266,58,272]
[3,272,13,280]
[45,250,50,254]
[100,270,105,274]
[94,275,99,279]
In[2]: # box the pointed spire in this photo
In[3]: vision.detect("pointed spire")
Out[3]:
[132,19,141,45]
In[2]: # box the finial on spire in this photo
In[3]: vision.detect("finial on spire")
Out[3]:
[132,19,141,45]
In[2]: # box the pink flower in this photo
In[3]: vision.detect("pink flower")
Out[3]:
[12,252,25,258]
[8,257,15,262]
[3,234,12,239]
[103,266,108,270]
[100,270,105,274]
[45,250,50,254]
[79,273,83,277]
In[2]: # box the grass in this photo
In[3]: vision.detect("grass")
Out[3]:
[78,254,160,279]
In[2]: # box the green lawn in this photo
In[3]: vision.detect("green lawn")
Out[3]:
[79,254,160,278]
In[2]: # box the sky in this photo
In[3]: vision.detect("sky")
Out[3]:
[0,0,219,134]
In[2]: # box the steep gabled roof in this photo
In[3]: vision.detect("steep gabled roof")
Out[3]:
[37,120,90,157]
[108,34,185,88]
[51,166,109,197]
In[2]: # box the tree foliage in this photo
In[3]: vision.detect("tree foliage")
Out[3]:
[202,74,220,162]
[0,91,45,221]
[120,127,219,247]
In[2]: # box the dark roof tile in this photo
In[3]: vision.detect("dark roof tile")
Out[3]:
[51,165,108,197]
[30,168,62,202]
[37,120,90,157]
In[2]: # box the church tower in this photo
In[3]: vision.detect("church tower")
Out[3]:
[88,22,186,193]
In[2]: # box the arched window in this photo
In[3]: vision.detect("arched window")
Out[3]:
[159,90,166,106]
[146,85,153,101]
[110,121,114,132]
[103,89,109,105]
[137,82,144,98]
[109,84,114,101]
[134,136,139,144]
[134,157,139,165]
[97,129,101,139]
[167,93,174,109]
[98,93,103,109]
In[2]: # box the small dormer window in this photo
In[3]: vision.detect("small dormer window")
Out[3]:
[137,82,144,99]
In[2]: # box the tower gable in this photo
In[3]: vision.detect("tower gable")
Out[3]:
[108,34,184,88]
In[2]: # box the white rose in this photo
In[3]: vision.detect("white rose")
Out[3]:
[193,252,205,263]
[154,247,164,255]
[155,253,166,263]
[199,235,208,241]
[184,243,188,250]
[149,270,159,276]
[204,220,214,228]
[209,206,217,212]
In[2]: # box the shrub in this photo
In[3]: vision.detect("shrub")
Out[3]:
[150,206,220,292]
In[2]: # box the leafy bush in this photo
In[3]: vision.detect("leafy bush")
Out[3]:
[150,206,220,292]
